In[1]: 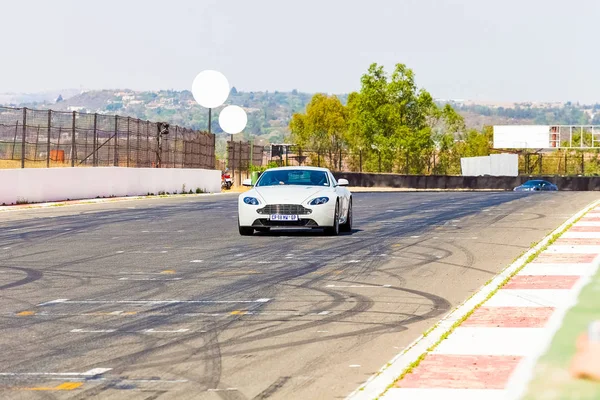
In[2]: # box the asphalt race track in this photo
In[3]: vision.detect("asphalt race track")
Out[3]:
[0,191,598,400]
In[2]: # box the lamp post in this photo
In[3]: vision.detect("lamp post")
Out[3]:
[219,105,248,184]
[191,70,230,134]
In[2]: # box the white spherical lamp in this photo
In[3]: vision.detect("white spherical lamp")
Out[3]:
[219,105,248,134]
[191,70,230,109]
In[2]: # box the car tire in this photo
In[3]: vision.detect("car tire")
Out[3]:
[238,219,254,236]
[340,199,352,233]
[255,227,270,233]
[324,201,340,236]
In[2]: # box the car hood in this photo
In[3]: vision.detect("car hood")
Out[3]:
[252,186,331,204]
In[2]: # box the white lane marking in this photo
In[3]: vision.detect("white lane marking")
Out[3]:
[326,285,392,288]
[317,311,330,315]
[346,260,361,263]
[116,251,125,254]
[317,330,329,333]
[433,327,545,356]
[0,368,112,377]
[118,277,182,281]
[410,235,420,238]
[208,388,238,392]
[38,299,69,306]
[381,388,507,400]
[349,365,361,368]
[46,299,272,305]
[191,260,203,263]
[71,328,193,334]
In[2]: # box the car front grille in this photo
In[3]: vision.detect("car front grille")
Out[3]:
[257,204,312,215]
[253,218,319,227]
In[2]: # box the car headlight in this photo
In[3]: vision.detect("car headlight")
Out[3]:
[243,197,260,205]
[310,197,329,205]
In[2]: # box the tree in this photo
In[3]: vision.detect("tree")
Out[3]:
[346,63,443,173]
[289,93,348,168]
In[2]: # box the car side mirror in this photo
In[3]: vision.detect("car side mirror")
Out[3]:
[242,179,253,187]
[338,178,349,186]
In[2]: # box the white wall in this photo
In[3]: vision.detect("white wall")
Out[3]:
[461,154,518,177]
[461,156,491,176]
[0,167,221,205]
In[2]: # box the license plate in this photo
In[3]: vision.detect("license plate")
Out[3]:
[269,214,299,221]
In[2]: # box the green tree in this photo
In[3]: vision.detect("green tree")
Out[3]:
[289,93,348,168]
[346,63,447,173]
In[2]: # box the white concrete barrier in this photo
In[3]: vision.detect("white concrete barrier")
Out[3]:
[0,167,221,205]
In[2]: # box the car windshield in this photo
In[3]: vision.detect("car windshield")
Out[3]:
[256,169,330,187]
[522,180,544,187]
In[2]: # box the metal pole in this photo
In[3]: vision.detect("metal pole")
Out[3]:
[582,153,585,175]
[46,110,51,168]
[173,125,178,168]
[126,117,130,167]
[146,121,150,167]
[71,111,76,167]
[92,113,97,166]
[208,108,212,134]
[114,115,118,167]
[21,108,26,168]
[35,125,41,163]
[12,121,18,160]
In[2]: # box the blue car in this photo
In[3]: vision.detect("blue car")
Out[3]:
[514,180,558,192]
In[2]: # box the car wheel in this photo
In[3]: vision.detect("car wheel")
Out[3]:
[324,201,340,236]
[238,219,254,236]
[340,199,352,233]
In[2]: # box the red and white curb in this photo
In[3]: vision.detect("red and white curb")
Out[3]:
[346,200,600,400]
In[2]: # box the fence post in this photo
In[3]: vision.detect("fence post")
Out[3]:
[114,115,118,167]
[173,125,178,168]
[71,111,76,167]
[12,121,19,160]
[92,113,97,166]
[35,125,41,163]
[239,141,243,180]
[21,108,27,168]
[47,110,51,168]
[126,117,130,168]
[146,121,150,167]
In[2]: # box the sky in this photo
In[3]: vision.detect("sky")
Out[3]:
[1,0,599,103]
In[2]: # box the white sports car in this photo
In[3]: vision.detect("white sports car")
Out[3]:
[237,167,352,236]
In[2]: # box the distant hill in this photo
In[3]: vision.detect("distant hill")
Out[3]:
[3,90,599,145]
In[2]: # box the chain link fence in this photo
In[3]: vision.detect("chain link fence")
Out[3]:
[0,106,215,169]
